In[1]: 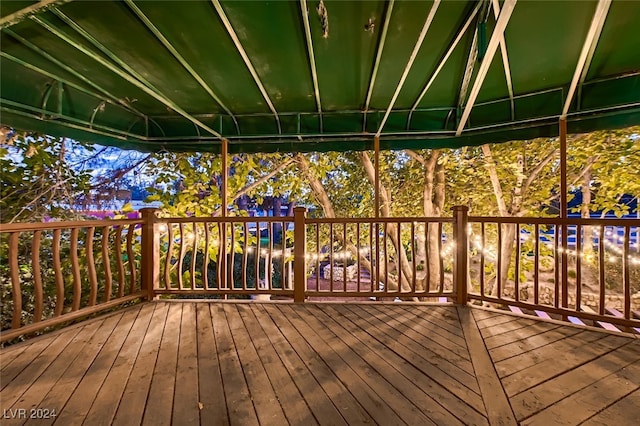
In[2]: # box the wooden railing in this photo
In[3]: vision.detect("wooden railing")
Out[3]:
[466,216,640,331]
[151,215,295,298]
[0,218,145,343]
[2,206,639,341]
[303,215,456,300]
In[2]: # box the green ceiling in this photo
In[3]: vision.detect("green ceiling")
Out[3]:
[1,0,639,153]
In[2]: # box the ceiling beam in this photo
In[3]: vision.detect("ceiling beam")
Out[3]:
[562,0,612,118]
[35,10,223,138]
[407,1,481,128]
[0,0,71,29]
[299,0,323,132]
[363,0,395,132]
[491,0,515,120]
[455,0,517,136]
[124,0,240,134]
[375,0,441,138]
[211,0,281,134]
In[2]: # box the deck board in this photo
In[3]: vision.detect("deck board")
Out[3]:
[1,302,639,426]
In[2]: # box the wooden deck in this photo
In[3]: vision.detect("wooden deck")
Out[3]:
[1,302,638,426]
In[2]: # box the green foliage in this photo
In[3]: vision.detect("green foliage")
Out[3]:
[1,133,92,223]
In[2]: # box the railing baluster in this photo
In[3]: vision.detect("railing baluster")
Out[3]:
[396,221,401,293]
[375,223,380,295]
[191,222,198,289]
[534,223,539,304]
[178,223,186,290]
[254,221,260,290]
[553,223,559,308]
[229,222,236,290]
[425,221,430,292]
[315,223,320,293]
[268,222,273,290]
[102,226,113,302]
[242,222,248,291]
[164,224,174,290]
[70,228,81,311]
[204,223,210,290]
[623,225,631,320]
[53,229,64,316]
[281,220,286,292]
[514,224,520,302]
[384,224,389,295]
[497,223,502,299]
[411,222,416,293]
[32,231,43,323]
[343,223,348,293]
[599,225,605,315]
[438,222,444,294]
[126,224,136,294]
[9,232,22,329]
[480,223,485,297]
[576,225,582,311]
[329,222,334,293]
[86,227,98,306]
[356,223,361,292]
[115,226,125,297]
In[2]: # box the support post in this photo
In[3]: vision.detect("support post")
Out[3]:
[374,136,380,219]
[559,119,569,309]
[140,208,160,300]
[453,206,469,305]
[221,138,228,290]
[293,207,307,303]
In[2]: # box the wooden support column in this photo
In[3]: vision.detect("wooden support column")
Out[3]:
[453,206,469,305]
[140,207,160,300]
[293,207,307,303]
[559,119,567,219]
[374,136,380,218]
[559,118,569,309]
[221,138,228,290]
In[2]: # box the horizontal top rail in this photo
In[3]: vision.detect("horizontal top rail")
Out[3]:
[0,218,143,232]
[305,217,454,224]
[470,216,640,226]
[159,216,294,224]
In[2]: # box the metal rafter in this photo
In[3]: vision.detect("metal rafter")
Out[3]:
[1,51,134,119]
[456,6,481,114]
[0,0,71,29]
[363,0,395,132]
[407,1,481,128]
[123,0,240,134]
[211,0,281,134]
[562,0,612,118]
[455,0,517,136]
[491,0,515,120]
[3,29,147,120]
[36,10,223,138]
[375,0,441,137]
[1,105,129,141]
[300,0,323,132]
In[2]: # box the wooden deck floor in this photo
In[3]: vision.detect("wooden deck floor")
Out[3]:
[1,302,638,425]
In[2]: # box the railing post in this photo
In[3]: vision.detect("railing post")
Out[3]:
[293,207,307,303]
[453,206,469,305]
[140,208,160,300]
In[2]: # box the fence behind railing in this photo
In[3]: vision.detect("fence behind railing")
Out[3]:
[0,218,145,343]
